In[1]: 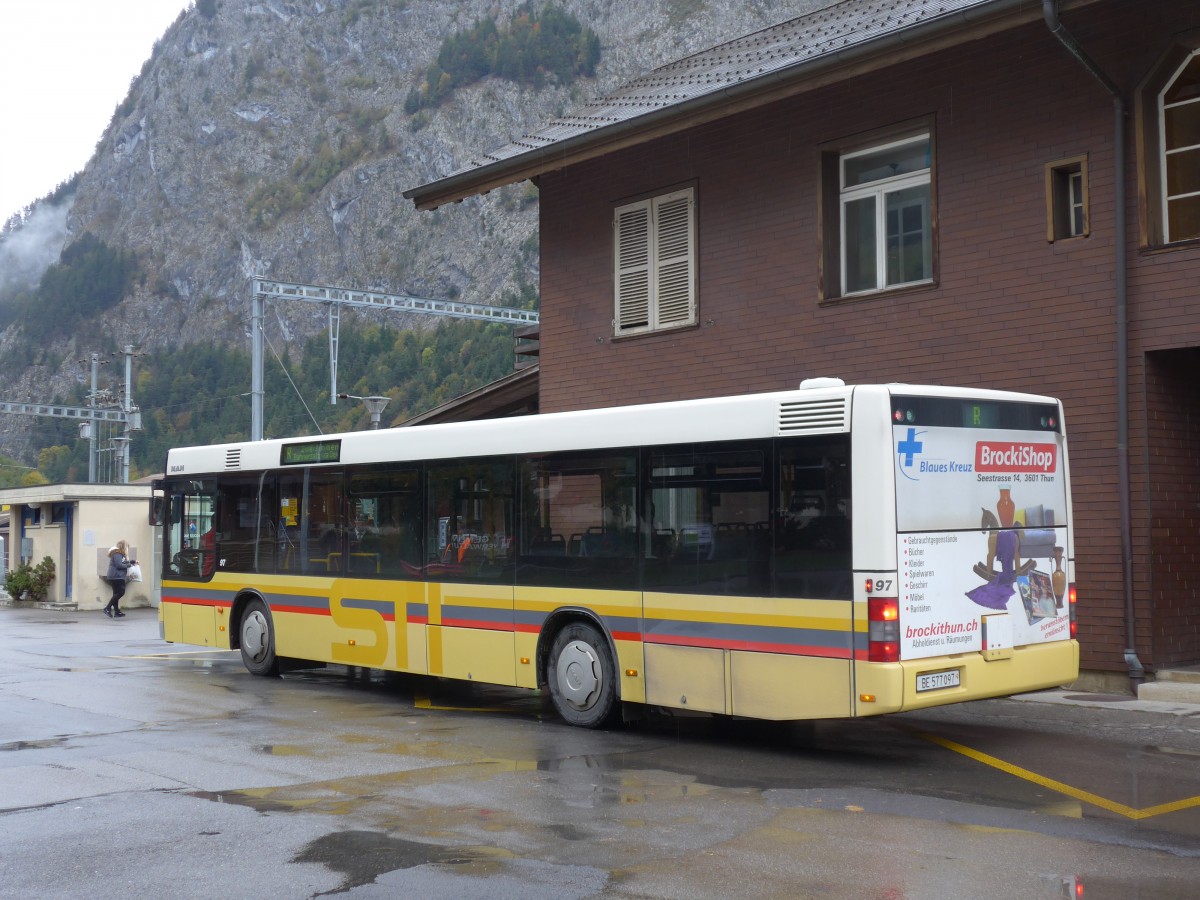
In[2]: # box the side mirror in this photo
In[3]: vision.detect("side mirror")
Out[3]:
[149,496,165,526]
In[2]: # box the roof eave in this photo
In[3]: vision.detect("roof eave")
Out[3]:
[404,0,1055,211]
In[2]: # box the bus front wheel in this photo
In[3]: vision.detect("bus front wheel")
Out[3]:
[547,622,617,728]
[239,598,279,677]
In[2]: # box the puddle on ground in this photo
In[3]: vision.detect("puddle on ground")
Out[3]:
[254,744,314,757]
[0,737,67,752]
[292,830,504,894]
[1061,693,1136,703]
[1067,876,1200,899]
[543,822,590,841]
[1140,744,1200,760]
[187,790,300,814]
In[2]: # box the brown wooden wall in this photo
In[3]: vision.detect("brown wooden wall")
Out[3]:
[533,3,1200,672]
[1146,349,1200,668]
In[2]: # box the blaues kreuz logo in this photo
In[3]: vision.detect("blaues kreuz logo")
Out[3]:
[896,427,925,482]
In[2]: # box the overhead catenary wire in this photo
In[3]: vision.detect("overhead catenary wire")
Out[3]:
[261,324,323,436]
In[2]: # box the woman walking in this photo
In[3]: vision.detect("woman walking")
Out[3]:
[104,540,136,618]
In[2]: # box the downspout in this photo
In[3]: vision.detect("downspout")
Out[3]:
[1043,1,1145,686]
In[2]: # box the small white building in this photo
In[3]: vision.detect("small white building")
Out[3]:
[0,482,157,610]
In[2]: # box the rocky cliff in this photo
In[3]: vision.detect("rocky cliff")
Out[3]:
[0,0,828,460]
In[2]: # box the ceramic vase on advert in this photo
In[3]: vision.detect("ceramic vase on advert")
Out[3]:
[1052,546,1067,609]
[997,487,1015,528]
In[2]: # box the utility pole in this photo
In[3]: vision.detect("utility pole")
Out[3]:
[0,348,141,483]
[250,278,540,441]
[118,345,141,484]
[87,353,101,482]
[251,292,264,443]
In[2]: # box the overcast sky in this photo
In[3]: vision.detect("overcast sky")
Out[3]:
[0,1,190,224]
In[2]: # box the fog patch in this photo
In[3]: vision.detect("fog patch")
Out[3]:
[0,198,74,296]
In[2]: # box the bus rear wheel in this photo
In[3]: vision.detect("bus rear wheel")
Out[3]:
[239,598,279,677]
[547,622,617,728]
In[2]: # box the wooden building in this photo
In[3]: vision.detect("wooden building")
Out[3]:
[405,0,1200,684]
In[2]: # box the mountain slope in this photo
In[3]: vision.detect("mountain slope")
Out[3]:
[0,0,828,464]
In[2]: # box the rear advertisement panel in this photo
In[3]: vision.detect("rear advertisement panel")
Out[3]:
[893,419,1070,661]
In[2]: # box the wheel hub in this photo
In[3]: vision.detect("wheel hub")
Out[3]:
[556,640,601,708]
[242,611,268,661]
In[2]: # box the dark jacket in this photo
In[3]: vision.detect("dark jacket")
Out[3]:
[106,551,131,582]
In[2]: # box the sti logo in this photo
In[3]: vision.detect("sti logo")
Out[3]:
[896,427,925,481]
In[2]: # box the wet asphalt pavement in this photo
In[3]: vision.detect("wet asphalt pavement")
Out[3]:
[2,605,1200,899]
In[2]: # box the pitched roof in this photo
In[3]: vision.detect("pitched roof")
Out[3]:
[405,0,1045,209]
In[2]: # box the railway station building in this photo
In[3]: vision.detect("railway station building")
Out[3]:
[405,0,1200,687]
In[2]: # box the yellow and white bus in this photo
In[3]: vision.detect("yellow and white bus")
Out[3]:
[155,380,1077,727]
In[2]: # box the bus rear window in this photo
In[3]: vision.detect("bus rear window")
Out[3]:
[891,396,1060,432]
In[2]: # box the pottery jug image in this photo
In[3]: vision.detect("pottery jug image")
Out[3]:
[997,488,1015,528]
[1052,546,1067,608]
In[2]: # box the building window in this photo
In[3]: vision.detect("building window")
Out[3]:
[613,187,696,336]
[1045,156,1089,242]
[839,135,933,295]
[1161,51,1200,244]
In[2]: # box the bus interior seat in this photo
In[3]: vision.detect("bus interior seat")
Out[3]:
[531,534,567,556]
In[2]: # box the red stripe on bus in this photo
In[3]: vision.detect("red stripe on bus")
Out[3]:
[439,618,515,632]
[163,596,230,609]
[610,630,643,642]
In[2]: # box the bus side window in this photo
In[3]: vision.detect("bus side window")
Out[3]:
[347,467,422,579]
[213,475,275,574]
[275,471,346,576]
[775,437,852,600]
[426,458,515,583]
[165,480,215,579]
[517,452,637,589]
[643,443,771,596]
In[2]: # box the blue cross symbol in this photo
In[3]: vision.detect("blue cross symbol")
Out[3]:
[897,427,924,467]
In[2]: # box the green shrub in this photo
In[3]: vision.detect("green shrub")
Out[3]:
[4,556,56,602]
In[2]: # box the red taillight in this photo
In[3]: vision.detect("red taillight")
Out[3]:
[1068,583,1077,639]
[868,597,900,662]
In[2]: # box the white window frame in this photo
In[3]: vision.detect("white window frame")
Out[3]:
[1044,156,1089,242]
[1159,49,1200,244]
[1068,170,1085,236]
[839,135,933,296]
[613,187,697,336]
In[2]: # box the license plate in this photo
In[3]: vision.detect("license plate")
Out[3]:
[916,669,961,692]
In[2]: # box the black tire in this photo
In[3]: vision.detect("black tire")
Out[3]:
[239,598,279,677]
[546,622,618,728]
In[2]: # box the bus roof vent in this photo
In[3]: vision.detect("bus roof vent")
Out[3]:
[224,448,242,470]
[778,398,848,434]
[799,377,845,389]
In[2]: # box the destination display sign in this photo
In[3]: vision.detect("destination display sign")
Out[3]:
[280,439,341,466]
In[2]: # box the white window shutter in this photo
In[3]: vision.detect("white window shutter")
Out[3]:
[613,188,695,335]
[615,201,651,333]
[653,190,695,327]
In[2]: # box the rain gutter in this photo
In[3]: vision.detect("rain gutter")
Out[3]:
[405,0,1039,210]
[1042,0,1144,686]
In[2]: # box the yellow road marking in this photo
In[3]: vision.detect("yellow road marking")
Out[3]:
[412,692,534,715]
[914,729,1200,820]
[413,693,496,713]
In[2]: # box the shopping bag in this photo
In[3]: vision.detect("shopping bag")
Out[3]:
[126,563,143,583]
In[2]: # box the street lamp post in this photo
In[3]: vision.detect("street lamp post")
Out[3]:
[337,393,390,430]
